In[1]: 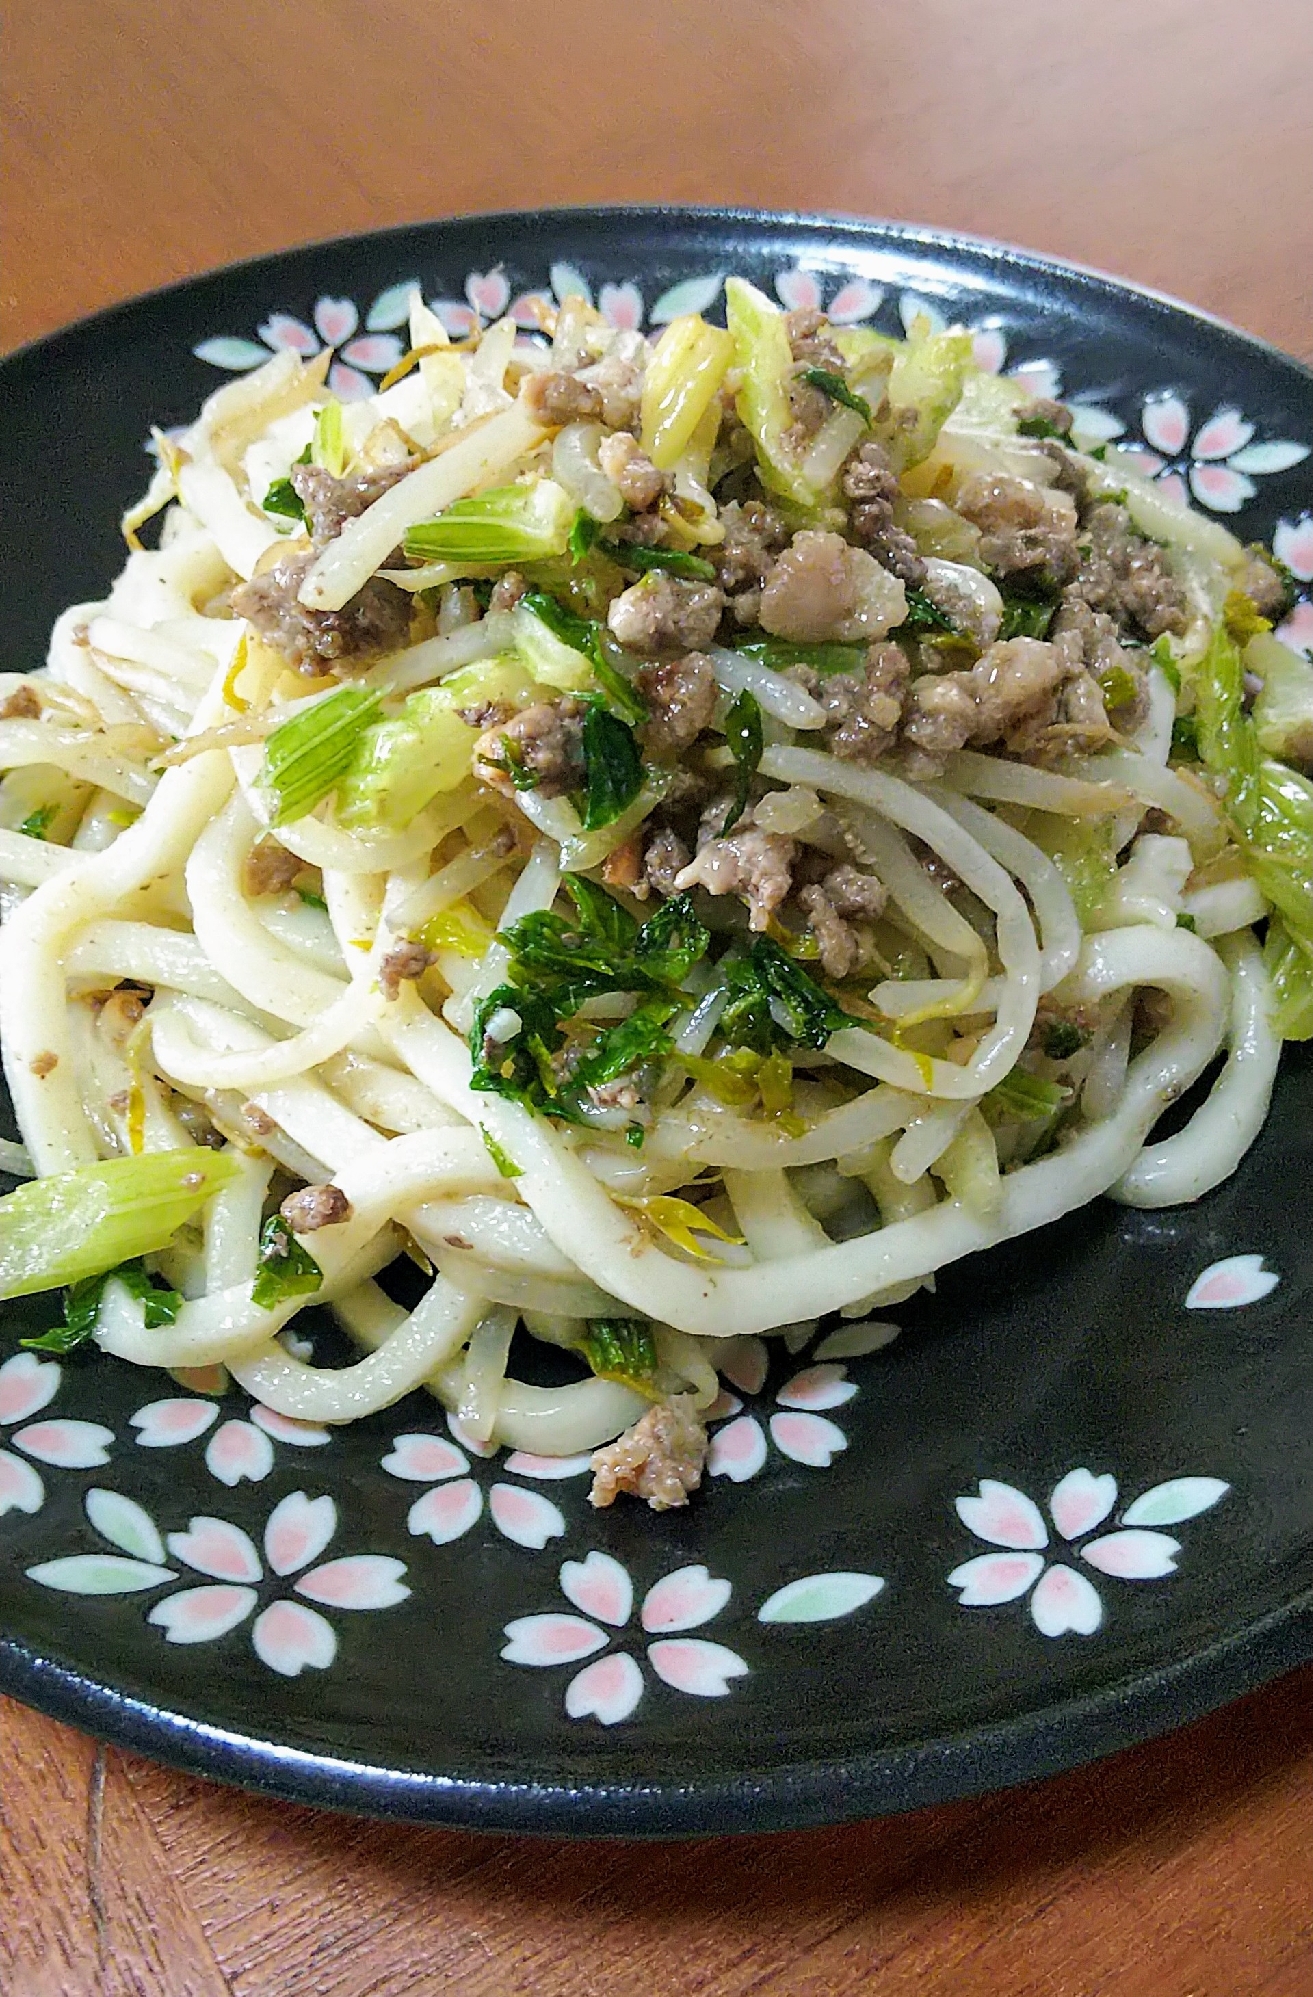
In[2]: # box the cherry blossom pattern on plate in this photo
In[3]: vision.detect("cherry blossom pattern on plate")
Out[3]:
[1184,1254,1279,1310]
[381,1429,567,1553]
[193,287,414,400]
[1272,514,1313,659]
[501,1552,747,1724]
[706,1346,857,1484]
[128,1392,331,1487]
[947,1469,1230,1638]
[27,1487,408,1676]
[0,1352,114,1522]
[1111,395,1309,514]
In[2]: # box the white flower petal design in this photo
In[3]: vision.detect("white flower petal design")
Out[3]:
[719,1336,768,1397]
[0,1448,44,1517]
[408,1479,483,1545]
[1049,1469,1117,1542]
[650,273,725,324]
[205,1419,275,1486]
[775,1364,856,1411]
[252,1599,337,1676]
[1081,1529,1180,1579]
[501,1449,593,1481]
[0,1352,60,1425]
[768,1411,847,1468]
[250,1405,331,1447]
[12,1419,113,1469]
[86,1489,165,1564]
[488,1483,565,1551]
[295,1555,410,1610]
[501,1614,608,1667]
[564,1651,644,1724]
[646,1638,749,1698]
[758,1573,885,1623]
[382,1433,469,1482]
[1030,1563,1103,1637]
[1141,392,1190,457]
[947,1551,1045,1606]
[167,1516,262,1584]
[130,1399,220,1448]
[560,1551,632,1628]
[641,1565,731,1635]
[1191,407,1255,461]
[956,1478,1049,1551]
[27,1554,176,1595]
[707,1414,767,1483]
[1122,1477,1229,1527]
[264,1492,336,1577]
[1185,1254,1278,1309]
[149,1584,258,1644]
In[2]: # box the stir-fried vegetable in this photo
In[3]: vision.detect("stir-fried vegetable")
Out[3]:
[259,685,382,825]
[0,1151,238,1302]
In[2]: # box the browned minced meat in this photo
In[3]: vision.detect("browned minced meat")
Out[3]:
[673,803,796,931]
[1050,596,1149,734]
[712,500,790,627]
[279,1183,353,1232]
[472,696,587,798]
[954,472,1081,592]
[589,1395,708,1512]
[1068,502,1188,640]
[378,941,434,1001]
[242,837,303,898]
[488,570,529,613]
[0,684,41,720]
[783,307,847,373]
[842,441,926,586]
[642,825,691,898]
[789,642,911,765]
[900,635,1076,779]
[598,431,668,511]
[797,862,888,979]
[606,573,725,655]
[1236,551,1290,622]
[231,548,412,678]
[636,651,718,759]
[288,461,415,546]
[520,370,603,425]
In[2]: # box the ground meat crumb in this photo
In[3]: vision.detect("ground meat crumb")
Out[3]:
[589,1394,708,1512]
[954,471,1081,592]
[279,1183,353,1232]
[636,651,718,758]
[598,431,669,511]
[0,684,41,720]
[232,549,412,677]
[29,1051,58,1078]
[606,573,725,654]
[242,837,303,898]
[487,570,529,613]
[472,697,588,797]
[842,441,926,585]
[673,805,796,931]
[379,941,435,1001]
[520,370,603,425]
[288,461,415,546]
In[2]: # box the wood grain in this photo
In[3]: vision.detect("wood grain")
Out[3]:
[4,2,1313,1990]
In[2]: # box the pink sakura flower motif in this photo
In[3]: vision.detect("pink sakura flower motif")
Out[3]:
[1184,1254,1279,1310]
[706,1346,856,1484]
[27,1488,408,1677]
[502,1551,748,1723]
[381,1430,567,1553]
[774,266,882,325]
[128,1392,330,1488]
[0,1352,114,1519]
[948,1468,1229,1637]
[1113,395,1309,515]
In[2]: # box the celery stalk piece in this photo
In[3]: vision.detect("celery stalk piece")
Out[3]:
[336,657,536,831]
[639,315,735,471]
[403,480,575,565]
[884,330,973,472]
[724,277,819,509]
[1249,631,1313,765]
[0,1150,240,1301]
[258,686,382,826]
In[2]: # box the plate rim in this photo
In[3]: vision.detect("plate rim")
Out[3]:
[3,203,1313,1836]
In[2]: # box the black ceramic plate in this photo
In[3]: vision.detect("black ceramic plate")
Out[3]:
[3,208,1313,1837]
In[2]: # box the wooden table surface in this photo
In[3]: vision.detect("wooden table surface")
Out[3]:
[4,3,1313,1991]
